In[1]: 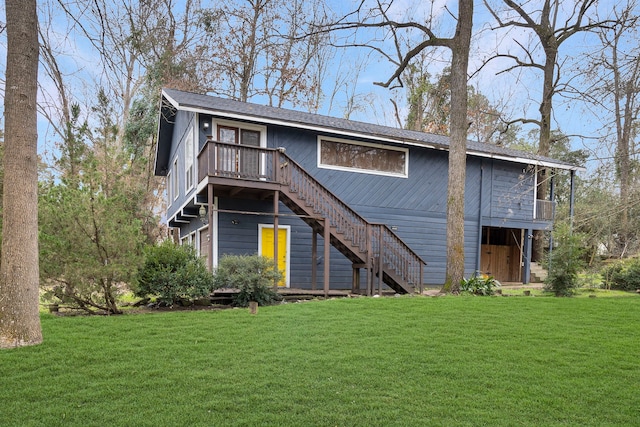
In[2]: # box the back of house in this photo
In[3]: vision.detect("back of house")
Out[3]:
[155,88,581,292]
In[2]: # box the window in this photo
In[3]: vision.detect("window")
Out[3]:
[216,124,262,176]
[172,158,179,201]
[318,138,408,177]
[181,231,196,247]
[185,128,194,191]
[167,171,173,203]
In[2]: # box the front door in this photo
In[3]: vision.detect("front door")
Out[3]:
[259,224,290,287]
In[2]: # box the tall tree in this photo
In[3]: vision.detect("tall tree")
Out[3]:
[0,0,42,348]
[319,0,474,291]
[484,0,607,259]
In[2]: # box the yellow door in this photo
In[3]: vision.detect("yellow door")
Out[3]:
[260,226,288,287]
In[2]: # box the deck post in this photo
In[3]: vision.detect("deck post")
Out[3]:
[366,224,372,296]
[323,218,330,298]
[352,267,359,294]
[311,231,317,290]
[378,229,383,296]
[273,191,279,290]
[208,184,214,271]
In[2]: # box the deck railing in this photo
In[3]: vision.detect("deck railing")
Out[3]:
[198,140,425,291]
[535,199,556,221]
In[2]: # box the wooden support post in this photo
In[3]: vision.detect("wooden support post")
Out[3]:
[352,267,359,294]
[378,229,383,296]
[311,231,317,291]
[208,184,214,272]
[273,191,279,291]
[366,224,372,296]
[323,218,330,298]
[249,301,258,315]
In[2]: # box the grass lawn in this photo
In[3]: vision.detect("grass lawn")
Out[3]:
[1,296,639,426]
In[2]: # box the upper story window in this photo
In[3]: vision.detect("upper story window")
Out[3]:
[318,137,408,178]
[167,170,173,203]
[185,127,194,191]
[171,158,179,201]
[218,125,260,147]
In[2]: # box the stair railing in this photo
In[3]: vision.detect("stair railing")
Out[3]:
[198,140,425,291]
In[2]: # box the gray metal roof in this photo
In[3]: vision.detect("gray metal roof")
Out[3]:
[159,88,582,173]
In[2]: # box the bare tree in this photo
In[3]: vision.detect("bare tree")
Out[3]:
[317,0,474,291]
[581,3,640,256]
[483,0,609,259]
[0,0,42,348]
[483,0,607,199]
[199,0,327,107]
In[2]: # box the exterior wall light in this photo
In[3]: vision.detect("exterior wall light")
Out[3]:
[199,205,208,224]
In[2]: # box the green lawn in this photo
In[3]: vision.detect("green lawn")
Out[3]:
[2,296,639,426]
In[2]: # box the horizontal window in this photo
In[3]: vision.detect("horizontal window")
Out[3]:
[318,138,408,177]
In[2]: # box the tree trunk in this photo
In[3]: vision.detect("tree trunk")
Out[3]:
[532,44,557,262]
[442,0,473,293]
[0,0,42,348]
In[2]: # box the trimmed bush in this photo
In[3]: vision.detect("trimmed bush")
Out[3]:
[134,240,215,305]
[213,254,282,307]
[601,258,640,291]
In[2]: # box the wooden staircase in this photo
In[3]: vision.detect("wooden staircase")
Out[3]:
[198,141,426,294]
[529,262,548,283]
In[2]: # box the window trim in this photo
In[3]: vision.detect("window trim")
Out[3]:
[213,119,267,148]
[317,136,409,178]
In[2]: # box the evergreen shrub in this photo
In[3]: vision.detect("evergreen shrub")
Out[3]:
[601,258,640,291]
[544,224,586,297]
[135,240,215,305]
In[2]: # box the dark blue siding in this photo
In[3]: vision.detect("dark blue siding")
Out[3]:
[171,120,539,286]
[167,111,196,220]
[216,197,360,289]
[487,161,535,222]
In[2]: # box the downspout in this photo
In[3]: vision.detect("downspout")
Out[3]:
[476,162,484,273]
[569,170,576,231]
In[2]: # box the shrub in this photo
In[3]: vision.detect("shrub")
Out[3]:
[213,254,282,307]
[460,272,500,296]
[134,240,215,305]
[544,224,586,297]
[601,258,640,291]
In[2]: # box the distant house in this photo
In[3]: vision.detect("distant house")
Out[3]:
[155,88,581,294]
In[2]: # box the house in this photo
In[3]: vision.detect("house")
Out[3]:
[154,88,581,294]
